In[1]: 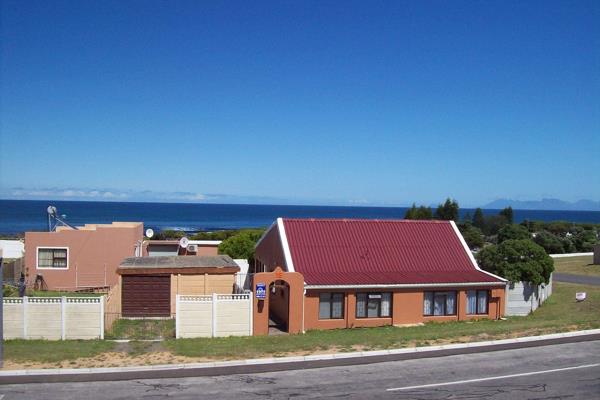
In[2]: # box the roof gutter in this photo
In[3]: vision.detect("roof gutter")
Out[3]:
[304,281,506,290]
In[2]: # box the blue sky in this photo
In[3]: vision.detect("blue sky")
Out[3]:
[1,0,599,207]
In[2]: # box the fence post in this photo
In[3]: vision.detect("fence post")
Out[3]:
[100,296,105,340]
[61,296,66,340]
[248,293,253,336]
[22,296,28,339]
[175,294,180,339]
[212,292,217,338]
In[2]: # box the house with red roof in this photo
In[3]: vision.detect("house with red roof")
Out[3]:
[252,218,506,334]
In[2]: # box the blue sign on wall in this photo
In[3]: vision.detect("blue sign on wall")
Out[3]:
[255,283,267,300]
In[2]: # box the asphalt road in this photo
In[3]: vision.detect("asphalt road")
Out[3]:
[554,272,600,286]
[1,340,599,399]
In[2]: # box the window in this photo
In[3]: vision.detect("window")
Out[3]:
[37,248,68,269]
[467,290,489,314]
[423,291,457,316]
[319,293,344,319]
[356,292,392,318]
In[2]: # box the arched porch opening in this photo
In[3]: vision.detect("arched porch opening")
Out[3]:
[252,267,304,335]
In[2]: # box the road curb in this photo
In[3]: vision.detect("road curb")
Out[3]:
[1,329,599,384]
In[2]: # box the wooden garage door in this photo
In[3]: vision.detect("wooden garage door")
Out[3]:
[122,275,170,317]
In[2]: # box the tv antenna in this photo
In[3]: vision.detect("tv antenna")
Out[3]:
[47,205,78,232]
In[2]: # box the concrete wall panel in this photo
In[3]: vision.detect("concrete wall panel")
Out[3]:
[176,295,251,338]
[3,297,103,340]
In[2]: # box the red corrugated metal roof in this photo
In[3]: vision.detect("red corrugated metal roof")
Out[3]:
[281,219,502,286]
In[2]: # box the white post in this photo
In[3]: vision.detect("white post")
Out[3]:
[212,292,217,338]
[61,296,66,340]
[100,296,105,340]
[248,293,253,336]
[22,296,28,339]
[175,294,180,339]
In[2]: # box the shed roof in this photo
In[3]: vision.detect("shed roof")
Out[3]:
[277,218,504,286]
[118,255,239,275]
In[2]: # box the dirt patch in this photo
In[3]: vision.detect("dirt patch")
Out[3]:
[2,351,211,371]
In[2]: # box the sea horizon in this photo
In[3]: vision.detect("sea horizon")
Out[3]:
[1,199,599,235]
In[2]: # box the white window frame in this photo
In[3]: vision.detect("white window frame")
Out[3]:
[36,246,69,270]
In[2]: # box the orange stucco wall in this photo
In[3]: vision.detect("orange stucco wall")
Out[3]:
[253,268,304,335]
[195,245,219,256]
[303,286,505,331]
[25,223,143,290]
[254,225,286,272]
[252,270,505,335]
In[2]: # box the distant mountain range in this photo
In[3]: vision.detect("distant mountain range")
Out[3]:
[482,198,600,211]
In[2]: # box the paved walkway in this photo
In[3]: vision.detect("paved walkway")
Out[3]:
[554,273,600,286]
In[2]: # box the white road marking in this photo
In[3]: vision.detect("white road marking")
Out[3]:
[386,363,600,392]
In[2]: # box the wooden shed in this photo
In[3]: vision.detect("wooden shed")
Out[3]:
[117,255,240,317]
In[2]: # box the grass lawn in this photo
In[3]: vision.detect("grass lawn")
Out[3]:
[553,256,600,277]
[3,340,115,364]
[105,319,175,340]
[3,282,599,367]
[165,282,600,359]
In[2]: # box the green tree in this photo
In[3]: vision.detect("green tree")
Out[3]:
[545,221,572,236]
[532,231,565,254]
[404,203,418,219]
[572,229,598,252]
[482,214,509,236]
[499,206,514,224]
[435,198,459,221]
[458,223,484,249]
[462,212,473,224]
[151,229,185,240]
[560,236,577,253]
[476,239,554,285]
[472,208,485,230]
[497,224,530,243]
[218,230,264,260]
[520,219,545,233]
[405,203,433,220]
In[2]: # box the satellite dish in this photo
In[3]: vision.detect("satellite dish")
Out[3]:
[47,206,57,215]
[179,236,189,249]
[145,228,154,239]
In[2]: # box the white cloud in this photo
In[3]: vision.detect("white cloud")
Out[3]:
[5,187,131,201]
[2,187,213,202]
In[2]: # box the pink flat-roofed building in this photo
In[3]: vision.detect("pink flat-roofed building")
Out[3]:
[24,222,143,291]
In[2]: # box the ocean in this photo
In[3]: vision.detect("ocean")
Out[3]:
[1,199,599,235]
